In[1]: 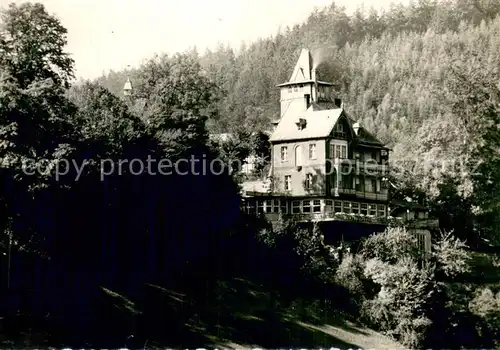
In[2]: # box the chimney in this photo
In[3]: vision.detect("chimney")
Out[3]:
[311,68,318,102]
[353,122,360,136]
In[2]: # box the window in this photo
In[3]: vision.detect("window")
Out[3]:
[257,201,264,214]
[292,200,301,214]
[280,200,288,214]
[335,145,341,159]
[355,176,363,191]
[365,178,373,192]
[313,199,321,213]
[368,204,377,216]
[303,200,311,213]
[334,201,342,213]
[360,203,368,215]
[295,146,302,166]
[264,200,273,213]
[342,175,352,189]
[372,179,378,193]
[288,87,292,93]
[299,84,303,91]
[309,144,316,159]
[329,143,335,158]
[247,201,256,214]
[377,204,385,217]
[273,200,280,213]
[284,175,292,191]
[306,173,313,189]
[325,200,333,212]
[341,145,347,159]
[351,202,360,215]
[281,146,288,162]
[294,86,298,92]
[336,122,344,132]
[343,201,351,214]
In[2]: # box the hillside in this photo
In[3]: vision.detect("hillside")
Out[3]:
[2,0,500,348]
[92,0,500,199]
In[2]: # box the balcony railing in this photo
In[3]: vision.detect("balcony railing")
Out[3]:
[334,188,389,201]
[332,158,388,176]
[261,211,438,228]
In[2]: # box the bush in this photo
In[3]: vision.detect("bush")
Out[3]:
[360,226,420,263]
[335,253,369,300]
[432,231,471,278]
[361,256,435,348]
[469,287,500,347]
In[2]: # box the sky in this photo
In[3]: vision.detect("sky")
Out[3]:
[1,0,410,80]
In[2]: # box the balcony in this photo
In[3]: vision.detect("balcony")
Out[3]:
[334,188,389,201]
[261,211,437,229]
[241,197,439,230]
[331,158,388,176]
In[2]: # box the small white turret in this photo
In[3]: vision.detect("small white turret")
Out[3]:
[123,77,133,96]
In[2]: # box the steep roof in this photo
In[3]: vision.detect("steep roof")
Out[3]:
[290,48,313,82]
[269,105,343,142]
[123,77,132,91]
[343,114,386,148]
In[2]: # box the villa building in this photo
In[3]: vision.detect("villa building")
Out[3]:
[240,48,437,249]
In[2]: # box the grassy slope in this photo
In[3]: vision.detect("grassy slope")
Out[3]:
[141,277,403,349]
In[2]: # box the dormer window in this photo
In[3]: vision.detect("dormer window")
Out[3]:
[295,118,307,130]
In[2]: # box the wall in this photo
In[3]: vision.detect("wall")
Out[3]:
[272,139,327,196]
[279,84,313,118]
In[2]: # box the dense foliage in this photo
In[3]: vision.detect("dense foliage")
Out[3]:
[1,0,500,347]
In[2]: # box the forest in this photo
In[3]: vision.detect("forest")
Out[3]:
[0,0,500,348]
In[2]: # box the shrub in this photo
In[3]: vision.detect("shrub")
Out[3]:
[335,253,366,298]
[469,287,500,347]
[360,226,420,263]
[361,256,435,348]
[432,231,471,278]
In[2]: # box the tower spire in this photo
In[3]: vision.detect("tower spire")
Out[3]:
[123,65,133,97]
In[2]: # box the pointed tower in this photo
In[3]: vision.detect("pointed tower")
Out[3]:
[275,48,335,122]
[123,76,133,97]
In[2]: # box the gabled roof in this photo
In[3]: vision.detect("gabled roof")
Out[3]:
[343,114,386,148]
[269,105,343,142]
[270,106,388,147]
[290,48,313,81]
[357,130,385,147]
[123,77,132,91]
